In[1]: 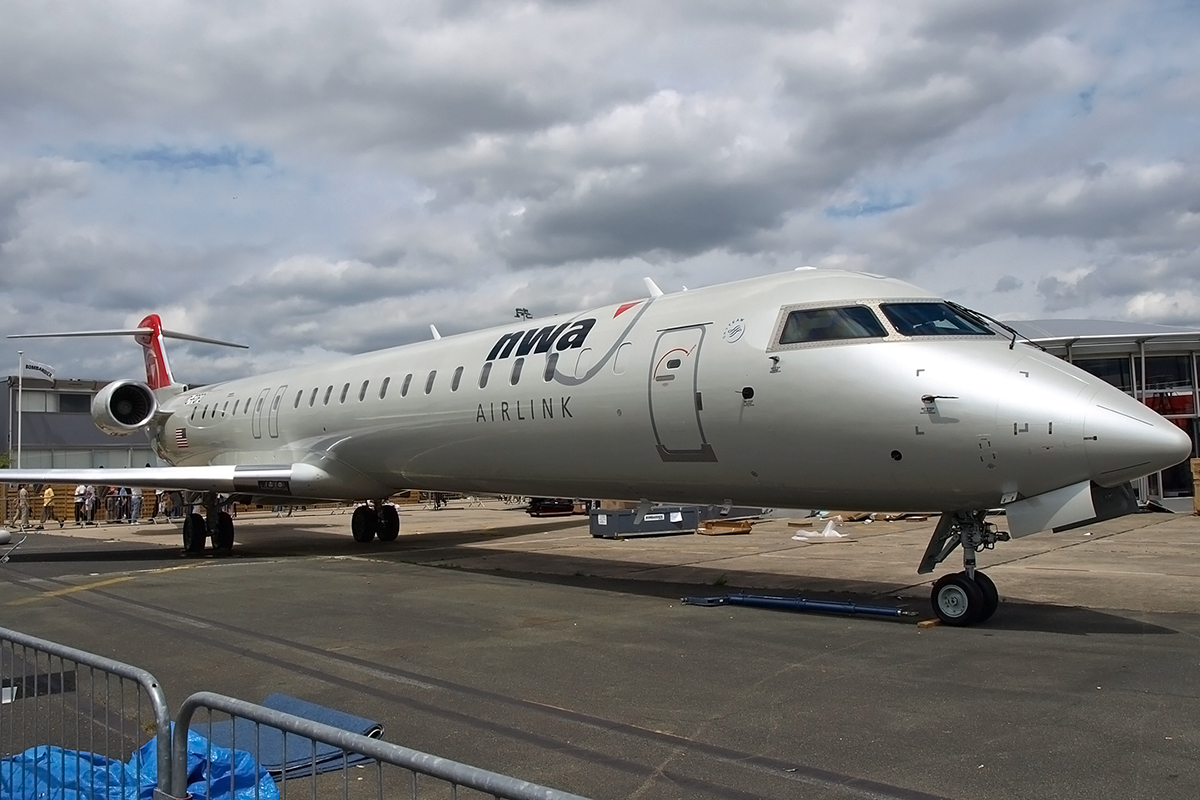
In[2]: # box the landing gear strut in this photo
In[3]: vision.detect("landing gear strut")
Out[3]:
[919,511,1008,626]
[351,500,400,543]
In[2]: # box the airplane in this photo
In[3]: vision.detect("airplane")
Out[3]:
[3,267,1191,626]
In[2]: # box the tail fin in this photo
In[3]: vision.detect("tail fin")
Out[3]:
[7,317,247,391]
[135,314,175,390]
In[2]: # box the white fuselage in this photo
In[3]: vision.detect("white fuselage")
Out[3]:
[149,269,1189,511]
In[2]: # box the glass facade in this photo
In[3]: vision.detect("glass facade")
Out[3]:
[1072,353,1198,501]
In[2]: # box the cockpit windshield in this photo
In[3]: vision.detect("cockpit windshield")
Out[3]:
[879,302,994,337]
[779,306,887,344]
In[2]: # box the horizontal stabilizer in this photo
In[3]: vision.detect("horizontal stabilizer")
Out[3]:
[7,328,247,349]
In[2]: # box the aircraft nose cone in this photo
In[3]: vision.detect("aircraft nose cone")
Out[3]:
[1084,394,1193,486]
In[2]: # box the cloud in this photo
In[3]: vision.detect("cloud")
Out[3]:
[1126,290,1200,327]
[0,0,1197,382]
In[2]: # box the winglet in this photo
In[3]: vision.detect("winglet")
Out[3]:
[430,325,442,340]
[643,277,664,298]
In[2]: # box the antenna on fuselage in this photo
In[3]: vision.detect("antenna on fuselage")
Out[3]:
[643,277,664,298]
[429,325,442,340]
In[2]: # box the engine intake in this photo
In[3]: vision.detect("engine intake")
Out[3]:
[91,380,157,436]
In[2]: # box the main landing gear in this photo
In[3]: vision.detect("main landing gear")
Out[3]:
[351,500,400,543]
[919,511,1009,626]
[182,491,235,556]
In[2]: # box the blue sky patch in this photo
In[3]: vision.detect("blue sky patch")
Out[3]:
[824,190,913,219]
[91,144,274,172]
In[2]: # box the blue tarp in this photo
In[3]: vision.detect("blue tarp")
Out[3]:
[0,728,278,800]
[196,693,383,779]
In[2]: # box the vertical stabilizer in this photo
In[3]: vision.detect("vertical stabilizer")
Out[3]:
[135,314,176,390]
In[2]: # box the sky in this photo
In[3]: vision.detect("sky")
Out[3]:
[1,0,1198,384]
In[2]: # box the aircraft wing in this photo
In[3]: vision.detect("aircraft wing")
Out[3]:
[0,463,368,500]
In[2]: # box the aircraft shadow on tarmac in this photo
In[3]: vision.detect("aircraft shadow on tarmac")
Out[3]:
[374,547,1180,638]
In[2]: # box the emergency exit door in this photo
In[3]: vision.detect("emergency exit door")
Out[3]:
[648,325,717,462]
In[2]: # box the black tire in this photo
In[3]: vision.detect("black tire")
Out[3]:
[972,571,999,623]
[931,572,984,626]
[351,505,377,543]
[214,512,235,552]
[182,513,206,554]
[377,505,400,542]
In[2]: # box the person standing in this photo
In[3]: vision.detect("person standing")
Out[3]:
[82,484,96,526]
[16,484,30,530]
[74,484,85,525]
[39,485,63,529]
[129,488,143,524]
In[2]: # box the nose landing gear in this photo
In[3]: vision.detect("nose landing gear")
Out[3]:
[920,511,1007,625]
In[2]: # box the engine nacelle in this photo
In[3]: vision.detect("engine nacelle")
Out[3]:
[91,380,157,436]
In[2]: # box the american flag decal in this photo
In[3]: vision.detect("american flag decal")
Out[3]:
[174,428,189,448]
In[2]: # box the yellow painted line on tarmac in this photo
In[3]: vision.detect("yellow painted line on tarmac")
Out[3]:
[6,576,135,606]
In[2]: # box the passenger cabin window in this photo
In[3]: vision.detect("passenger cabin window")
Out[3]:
[309,388,318,407]
[779,306,887,344]
[451,366,463,391]
[424,370,437,395]
[340,383,350,403]
[323,386,333,405]
[544,352,559,382]
[511,357,524,385]
[359,380,369,401]
[379,377,390,399]
[479,362,492,389]
[880,302,994,337]
[222,401,229,416]
[401,374,412,397]
[293,390,302,409]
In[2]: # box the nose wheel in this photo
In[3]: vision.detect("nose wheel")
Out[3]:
[920,511,1006,626]
[931,570,999,625]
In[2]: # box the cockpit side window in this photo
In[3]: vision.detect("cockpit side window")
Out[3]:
[779,306,887,344]
[880,302,994,336]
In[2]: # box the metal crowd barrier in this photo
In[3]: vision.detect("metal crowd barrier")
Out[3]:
[174,692,592,800]
[1,625,590,800]
[0,625,173,797]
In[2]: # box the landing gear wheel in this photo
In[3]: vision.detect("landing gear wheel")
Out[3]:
[931,573,984,626]
[376,505,400,542]
[182,513,206,554]
[971,570,999,623]
[351,505,378,542]
[214,512,235,553]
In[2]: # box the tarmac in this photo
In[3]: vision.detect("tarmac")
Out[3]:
[1,500,1199,799]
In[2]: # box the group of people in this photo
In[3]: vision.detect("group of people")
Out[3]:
[11,484,190,529]
[12,483,65,530]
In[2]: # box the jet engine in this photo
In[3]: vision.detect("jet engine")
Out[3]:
[91,380,157,436]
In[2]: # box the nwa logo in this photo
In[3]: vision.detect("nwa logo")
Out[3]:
[486,319,596,361]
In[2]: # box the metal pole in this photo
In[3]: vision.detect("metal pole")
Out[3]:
[16,351,23,469]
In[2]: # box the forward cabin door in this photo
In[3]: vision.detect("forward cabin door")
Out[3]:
[648,325,717,462]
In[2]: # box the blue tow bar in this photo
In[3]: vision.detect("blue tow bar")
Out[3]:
[682,592,918,619]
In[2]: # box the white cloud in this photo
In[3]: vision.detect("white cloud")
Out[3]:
[0,0,1196,380]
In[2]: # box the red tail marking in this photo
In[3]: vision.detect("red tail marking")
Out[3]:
[134,314,174,390]
[614,301,643,318]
